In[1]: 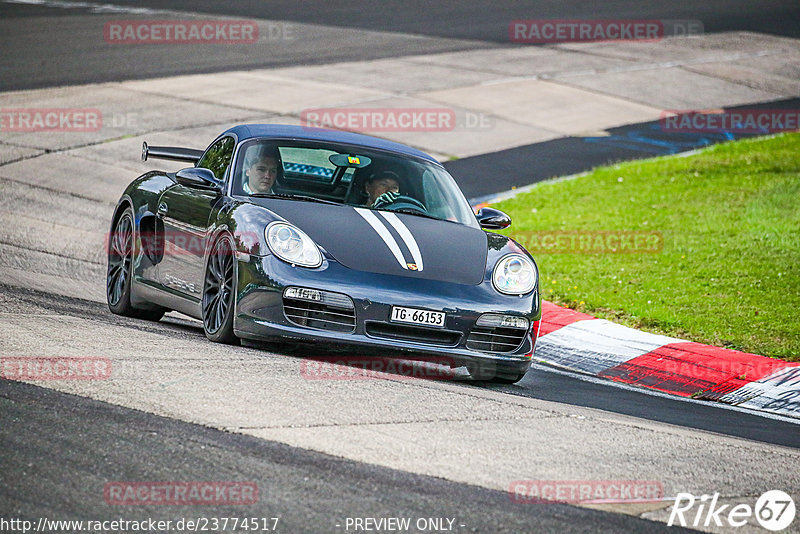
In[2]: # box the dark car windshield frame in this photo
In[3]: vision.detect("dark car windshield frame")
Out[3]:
[229,137,479,228]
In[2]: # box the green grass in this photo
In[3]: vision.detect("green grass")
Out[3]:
[493,133,800,361]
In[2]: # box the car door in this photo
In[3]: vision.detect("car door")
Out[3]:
[157,136,235,301]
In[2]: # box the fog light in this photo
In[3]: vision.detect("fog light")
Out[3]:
[285,287,322,302]
[476,313,529,329]
[283,287,354,309]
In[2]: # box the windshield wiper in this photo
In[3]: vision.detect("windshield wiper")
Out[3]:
[249,193,340,205]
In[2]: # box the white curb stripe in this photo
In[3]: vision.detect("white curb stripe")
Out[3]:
[536,319,685,375]
[536,303,799,419]
[719,366,800,417]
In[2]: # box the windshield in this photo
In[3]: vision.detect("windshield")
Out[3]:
[231,138,479,228]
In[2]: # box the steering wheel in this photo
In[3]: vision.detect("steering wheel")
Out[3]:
[376,193,428,214]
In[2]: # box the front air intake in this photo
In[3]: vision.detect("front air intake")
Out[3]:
[282,287,355,333]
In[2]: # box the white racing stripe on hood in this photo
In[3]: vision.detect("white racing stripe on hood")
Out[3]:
[379,212,424,272]
[354,208,408,270]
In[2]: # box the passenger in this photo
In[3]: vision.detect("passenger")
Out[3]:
[243,146,280,194]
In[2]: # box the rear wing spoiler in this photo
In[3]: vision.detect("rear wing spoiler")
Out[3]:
[141,142,204,164]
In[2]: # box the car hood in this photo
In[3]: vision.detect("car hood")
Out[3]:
[263,200,488,285]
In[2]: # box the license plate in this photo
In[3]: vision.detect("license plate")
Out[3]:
[390,306,445,328]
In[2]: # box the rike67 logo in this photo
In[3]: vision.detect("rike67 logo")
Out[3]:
[668,490,795,531]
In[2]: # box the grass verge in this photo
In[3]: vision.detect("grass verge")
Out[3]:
[493,133,800,361]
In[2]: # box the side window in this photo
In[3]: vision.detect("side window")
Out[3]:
[197,136,235,180]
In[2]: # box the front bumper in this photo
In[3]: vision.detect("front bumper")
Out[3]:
[233,254,540,374]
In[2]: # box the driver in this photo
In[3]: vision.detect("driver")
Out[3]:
[243,145,281,194]
[364,170,400,207]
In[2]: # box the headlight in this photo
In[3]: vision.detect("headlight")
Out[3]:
[265,222,322,268]
[492,254,536,295]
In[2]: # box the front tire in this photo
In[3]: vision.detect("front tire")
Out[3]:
[106,207,164,321]
[202,234,239,344]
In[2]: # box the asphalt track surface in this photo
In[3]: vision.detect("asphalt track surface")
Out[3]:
[1,2,799,532]
[1,283,796,531]
[1,378,696,534]
[5,283,800,450]
[3,0,797,199]
[1,0,799,90]
[77,0,800,39]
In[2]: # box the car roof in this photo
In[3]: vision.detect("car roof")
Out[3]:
[222,124,439,164]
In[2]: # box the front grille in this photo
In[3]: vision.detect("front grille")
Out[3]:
[365,322,461,346]
[466,326,527,353]
[283,297,356,333]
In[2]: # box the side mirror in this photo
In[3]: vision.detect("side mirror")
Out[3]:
[176,167,221,192]
[476,207,511,230]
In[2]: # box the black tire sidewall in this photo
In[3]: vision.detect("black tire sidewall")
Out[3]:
[203,234,238,344]
[107,208,136,316]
